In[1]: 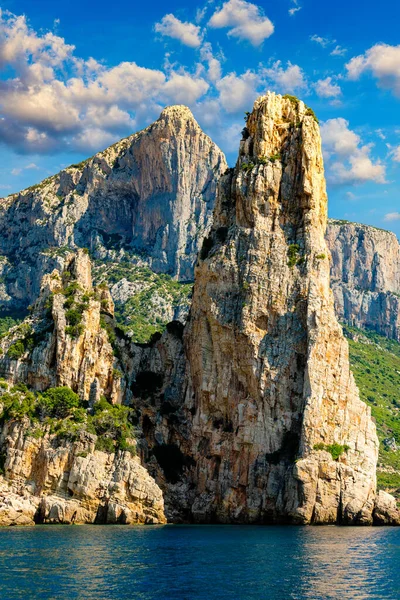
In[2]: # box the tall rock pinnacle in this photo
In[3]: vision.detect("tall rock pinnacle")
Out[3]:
[183,92,380,524]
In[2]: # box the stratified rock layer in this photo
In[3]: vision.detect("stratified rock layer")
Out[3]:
[0,420,165,526]
[326,220,400,341]
[0,106,227,311]
[181,93,380,524]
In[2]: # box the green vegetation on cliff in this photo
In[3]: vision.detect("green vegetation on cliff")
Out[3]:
[0,384,136,455]
[93,261,192,343]
[344,325,400,497]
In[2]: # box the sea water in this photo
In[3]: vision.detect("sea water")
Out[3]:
[0,525,399,599]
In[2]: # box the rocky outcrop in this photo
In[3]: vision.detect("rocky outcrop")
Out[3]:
[373,490,400,525]
[0,252,166,525]
[0,106,227,313]
[172,93,381,524]
[1,94,399,527]
[326,220,400,340]
[0,249,123,403]
[0,420,165,526]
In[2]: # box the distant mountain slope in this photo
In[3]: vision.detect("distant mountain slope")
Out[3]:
[326,219,400,341]
[344,325,400,498]
[0,106,227,316]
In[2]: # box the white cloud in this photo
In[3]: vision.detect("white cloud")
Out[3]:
[11,162,40,175]
[310,34,330,48]
[216,70,260,113]
[314,77,342,98]
[346,43,400,96]
[331,45,347,57]
[200,43,223,83]
[71,128,118,153]
[0,10,211,154]
[384,212,400,222]
[154,14,203,48]
[321,118,386,185]
[209,0,274,46]
[163,72,209,104]
[391,146,400,162]
[263,61,307,93]
[0,7,309,163]
[289,1,302,16]
[220,122,243,152]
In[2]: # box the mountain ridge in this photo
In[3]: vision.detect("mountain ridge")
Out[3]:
[0,104,227,314]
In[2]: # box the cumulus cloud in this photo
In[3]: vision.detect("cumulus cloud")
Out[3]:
[216,70,260,113]
[163,71,209,104]
[209,0,274,46]
[154,14,203,48]
[384,212,400,222]
[314,77,342,98]
[392,146,400,162]
[0,8,308,162]
[320,118,386,185]
[346,43,400,96]
[263,61,307,93]
[0,10,210,154]
[200,43,223,83]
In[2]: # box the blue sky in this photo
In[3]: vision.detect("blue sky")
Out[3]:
[0,0,400,235]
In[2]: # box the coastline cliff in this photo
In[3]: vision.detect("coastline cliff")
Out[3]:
[0,95,398,526]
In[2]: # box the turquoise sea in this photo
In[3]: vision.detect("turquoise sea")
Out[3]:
[0,525,399,599]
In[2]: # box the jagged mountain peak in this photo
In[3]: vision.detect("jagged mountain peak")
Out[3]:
[158,104,196,121]
[0,105,227,313]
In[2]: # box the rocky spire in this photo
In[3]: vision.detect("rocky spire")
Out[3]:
[182,92,383,524]
[0,249,123,403]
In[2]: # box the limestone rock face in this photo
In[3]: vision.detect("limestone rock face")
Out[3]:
[373,490,400,525]
[0,420,165,525]
[0,105,227,311]
[0,249,123,403]
[326,220,400,340]
[181,93,380,524]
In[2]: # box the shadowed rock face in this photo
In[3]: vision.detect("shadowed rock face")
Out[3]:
[326,220,400,341]
[0,106,227,310]
[179,93,380,524]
